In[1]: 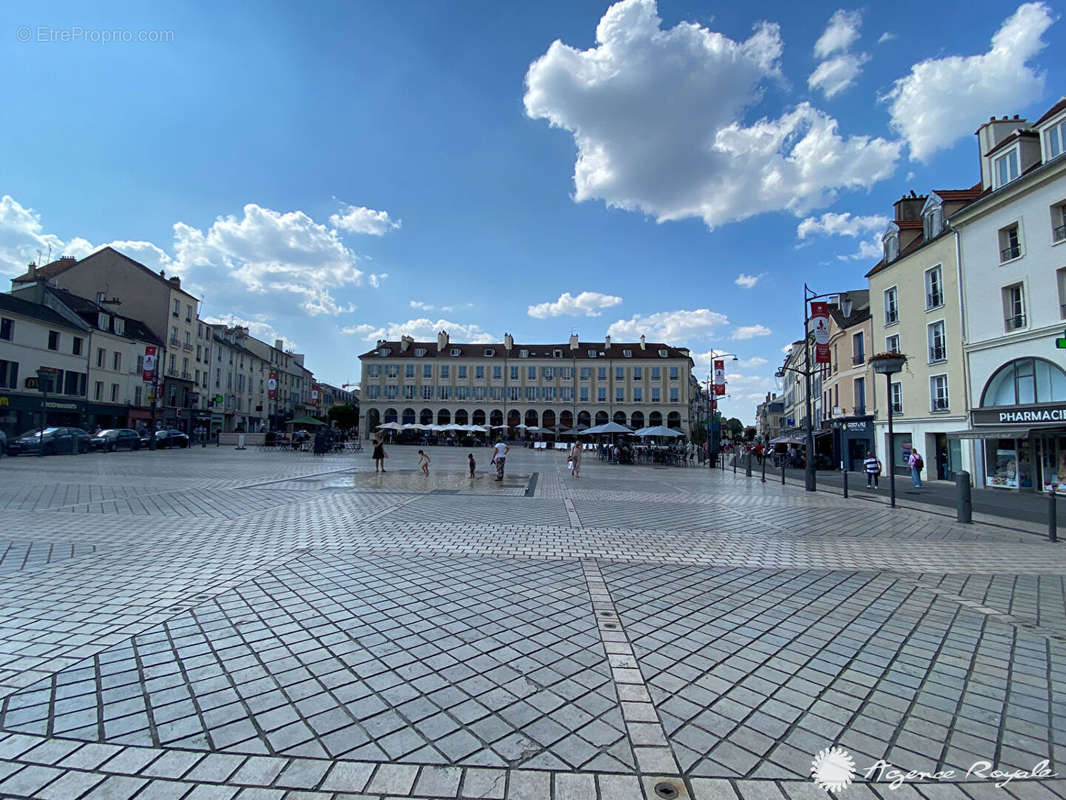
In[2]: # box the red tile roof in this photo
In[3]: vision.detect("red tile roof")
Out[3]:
[1034,97,1066,126]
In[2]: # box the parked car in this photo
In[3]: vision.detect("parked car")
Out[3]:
[7,427,93,455]
[93,428,142,452]
[154,429,190,449]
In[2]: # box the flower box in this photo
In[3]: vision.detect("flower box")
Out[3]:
[870,353,907,375]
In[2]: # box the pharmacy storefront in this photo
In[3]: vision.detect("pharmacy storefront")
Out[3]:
[958,358,1066,493]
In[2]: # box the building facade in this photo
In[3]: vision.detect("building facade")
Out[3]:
[820,291,875,470]
[954,101,1066,492]
[755,393,785,442]
[358,332,695,439]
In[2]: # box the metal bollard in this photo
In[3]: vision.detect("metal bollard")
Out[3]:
[733,454,736,474]
[745,454,752,477]
[761,455,766,483]
[1049,490,1058,543]
[842,470,848,499]
[781,461,785,485]
[956,471,972,524]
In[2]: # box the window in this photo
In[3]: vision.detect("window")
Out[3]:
[483,348,495,357]
[652,387,661,402]
[414,347,426,357]
[450,347,460,356]
[597,367,607,380]
[422,385,433,400]
[544,387,555,401]
[113,352,122,371]
[438,386,451,400]
[852,332,864,365]
[542,368,553,380]
[580,387,589,402]
[185,331,191,347]
[493,366,501,379]
[423,364,432,379]
[669,367,679,380]
[185,304,192,322]
[925,265,944,309]
[853,377,866,414]
[111,383,120,402]
[884,287,899,325]
[475,365,484,379]
[883,232,899,262]
[519,349,529,358]
[927,321,947,363]
[367,364,381,378]
[580,367,591,380]
[999,223,1022,262]
[406,364,415,378]
[509,386,521,401]
[994,148,1020,187]
[923,203,944,240]
[1053,202,1066,243]
[0,318,11,340]
[891,382,903,414]
[553,349,563,358]
[886,334,901,353]
[597,387,607,402]
[0,360,18,389]
[1003,283,1026,331]
[587,349,597,358]
[651,366,660,380]
[527,366,535,381]
[634,367,642,380]
[458,365,467,379]
[984,358,1066,405]
[525,386,535,401]
[634,387,643,402]
[440,365,450,379]
[134,386,142,406]
[48,330,59,350]
[930,374,949,412]
[658,349,668,358]
[114,318,124,336]
[1041,114,1066,161]
[616,387,624,402]
[623,349,632,358]
[65,371,85,396]
[403,386,415,399]
[669,387,679,402]
[172,299,180,317]
[94,381,103,400]
[72,337,82,355]
[510,366,519,380]
[615,367,624,381]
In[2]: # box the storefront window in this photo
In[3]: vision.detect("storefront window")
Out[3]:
[982,358,1066,405]
[986,439,1018,488]
[1038,436,1066,494]
[892,433,912,472]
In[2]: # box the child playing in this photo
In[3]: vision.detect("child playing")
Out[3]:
[418,449,430,475]
[468,453,476,477]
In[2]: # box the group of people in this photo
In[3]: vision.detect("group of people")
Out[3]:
[862,448,924,488]
[371,439,513,480]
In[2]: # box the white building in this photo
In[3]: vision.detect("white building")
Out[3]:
[953,99,1066,492]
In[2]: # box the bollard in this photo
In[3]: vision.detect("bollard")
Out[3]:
[842,469,848,499]
[781,461,786,485]
[745,453,752,477]
[733,454,736,474]
[761,455,766,483]
[1050,490,1058,543]
[956,471,972,524]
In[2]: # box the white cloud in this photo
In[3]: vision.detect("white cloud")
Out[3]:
[524,0,899,230]
[173,204,364,316]
[734,273,763,289]
[741,356,768,368]
[329,204,401,236]
[796,211,889,239]
[202,313,298,351]
[838,238,883,261]
[885,2,1054,162]
[808,53,868,98]
[814,9,862,58]
[0,195,68,277]
[732,324,772,340]
[877,32,896,44]
[340,318,497,344]
[528,291,623,318]
[607,308,728,342]
[368,273,388,288]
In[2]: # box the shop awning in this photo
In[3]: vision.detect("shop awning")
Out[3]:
[948,428,1035,439]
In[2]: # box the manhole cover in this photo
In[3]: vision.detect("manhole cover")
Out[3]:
[654,782,680,799]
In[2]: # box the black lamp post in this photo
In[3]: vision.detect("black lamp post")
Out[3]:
[707,352,738,464]
[777,287,852,492]
[871,354,907,507]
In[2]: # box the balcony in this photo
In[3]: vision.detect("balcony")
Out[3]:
[928,346,947,363]
[183,343,193,352]
[1005,314,1027,331]
[884,311,898,325]
[182,371,192,380]
[931,398,950,413]
[168,337,180,347]
[1000,243,1021,261]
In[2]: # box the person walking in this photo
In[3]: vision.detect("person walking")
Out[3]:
[492,439,509,481]
[569,440,583,478]
[418,449,430,475]
[909,448,924,488]
[863,450,881,489]
[373,438,387,472]
[468,453,476,478]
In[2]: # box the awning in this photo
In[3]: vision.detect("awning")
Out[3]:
[948,428,1034,439]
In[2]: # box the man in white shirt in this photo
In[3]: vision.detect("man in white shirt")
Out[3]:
[492,440,509,481]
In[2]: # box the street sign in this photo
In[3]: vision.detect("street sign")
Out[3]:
[1056,330,1066,349]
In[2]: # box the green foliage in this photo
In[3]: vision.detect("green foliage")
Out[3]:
[327,403,359,430]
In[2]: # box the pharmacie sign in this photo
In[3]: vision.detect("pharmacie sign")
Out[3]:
[972,403,1066,425]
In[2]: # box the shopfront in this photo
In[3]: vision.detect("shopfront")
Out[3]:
[962,357,1066,493]
[0,393,86,436]
[832,416,874,471]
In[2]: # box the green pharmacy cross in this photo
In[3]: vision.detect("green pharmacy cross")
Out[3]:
[1057,330,1066,349]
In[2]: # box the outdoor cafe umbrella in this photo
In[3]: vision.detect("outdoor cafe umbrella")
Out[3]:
[375,421,403,431]
[634,425,683,438]
[580,421,633,435]
[289,415,326,427]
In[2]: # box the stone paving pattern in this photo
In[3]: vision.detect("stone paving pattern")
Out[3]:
[0,446,1063,798]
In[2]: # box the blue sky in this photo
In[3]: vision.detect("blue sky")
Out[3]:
[2,0,1063,421]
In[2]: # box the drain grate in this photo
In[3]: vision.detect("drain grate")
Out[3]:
[654,781,681,799]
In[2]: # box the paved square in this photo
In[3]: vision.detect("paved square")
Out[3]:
[0,445,1064,799]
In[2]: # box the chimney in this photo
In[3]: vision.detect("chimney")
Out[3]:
[437,330,449,352]
[639,334,646,350]
[976,114,1030,190]
[28,262,37,277]
[504,333,513,351]
[400,335,412,352]
[168,276,181,288]
[893,192,926,222]
[569,333,579,350]
[604,335,611,348]
[159,269,165,278]
[275,339,284,350]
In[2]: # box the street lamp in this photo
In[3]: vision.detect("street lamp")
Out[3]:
[776,288,852,492]
[706,352,738,465]
[871,353,907,507]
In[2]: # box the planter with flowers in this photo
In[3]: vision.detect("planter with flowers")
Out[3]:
[870,352,907,375]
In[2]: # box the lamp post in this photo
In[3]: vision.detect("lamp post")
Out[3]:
[871,354,907,507]
[777,288,852,492]
[707,352,738,466]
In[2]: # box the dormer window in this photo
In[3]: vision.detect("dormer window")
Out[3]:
[623,349,632,358]
[414,347,426,357]
[553,349,563,358]
[483,347,495,357]
[587,349,597,358]
[883,231,899,262]
[449,347,461,356]
[114,318,124,336]
[97,313,110,330]
[376,348,390,357]
[1044,117,1066,161]
[658,349,668,358]
[519,349,529,358]
[994,148,1020,188]
[922,196,944,240]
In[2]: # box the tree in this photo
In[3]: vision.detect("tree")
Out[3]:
[724,417,744,441]
[743,426,756,442]
[327,403,359,430]
[689,424,707,445]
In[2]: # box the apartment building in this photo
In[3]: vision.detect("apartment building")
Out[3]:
[358,331,694,439]
[953,100,1066,492]
[820,291,874,470]
[755,393,785,442]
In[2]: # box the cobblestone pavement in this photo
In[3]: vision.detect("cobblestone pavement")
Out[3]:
[0,445,1064,799]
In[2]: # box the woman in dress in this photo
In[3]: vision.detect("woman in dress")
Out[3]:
[373,438,387,472]
[570,440,583,478]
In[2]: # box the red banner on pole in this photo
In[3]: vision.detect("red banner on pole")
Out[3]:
[142,345,157,382]
[713,359,726,396]
[268,372,277,399]
[311,384,319,406]
[811,301,831,364]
